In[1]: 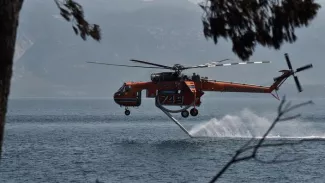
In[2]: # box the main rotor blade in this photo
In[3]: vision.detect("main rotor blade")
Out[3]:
[201,58,231,65]
[130,59,173,69]
[296,64,313,73]
[184,61,271,69]
[86,61,165,69]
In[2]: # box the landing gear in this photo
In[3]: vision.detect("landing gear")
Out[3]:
[180,108,199,118]
[181,110,189,118]
[190,108,198,116]
[125,109,130,116]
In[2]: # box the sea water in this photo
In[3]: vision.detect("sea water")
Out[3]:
[0,97,325,182]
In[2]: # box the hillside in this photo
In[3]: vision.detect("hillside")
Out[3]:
[10,0,325,98]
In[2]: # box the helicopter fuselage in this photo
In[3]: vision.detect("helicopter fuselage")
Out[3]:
[113,73,273,109]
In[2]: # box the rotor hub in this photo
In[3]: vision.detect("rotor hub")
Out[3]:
[172,64,185,72]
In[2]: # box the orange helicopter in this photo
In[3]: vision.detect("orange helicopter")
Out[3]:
[87,53,312,118]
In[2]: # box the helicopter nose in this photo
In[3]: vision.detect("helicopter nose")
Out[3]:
[113,92,123,105]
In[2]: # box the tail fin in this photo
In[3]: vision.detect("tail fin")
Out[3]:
[269,53,313,94]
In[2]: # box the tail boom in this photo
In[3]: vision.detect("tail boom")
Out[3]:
[200,70,292,95]
[268,70,292,92]
[201,81,270,93]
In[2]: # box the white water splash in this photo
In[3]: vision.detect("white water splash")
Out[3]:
[189,108,325,139]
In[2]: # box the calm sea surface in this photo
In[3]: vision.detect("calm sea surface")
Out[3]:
[1,97,325,182]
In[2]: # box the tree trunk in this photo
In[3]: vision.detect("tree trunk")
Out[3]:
[0,0,24,159]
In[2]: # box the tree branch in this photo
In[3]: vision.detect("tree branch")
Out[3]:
[200,0,321,61]
[54,0,101,41]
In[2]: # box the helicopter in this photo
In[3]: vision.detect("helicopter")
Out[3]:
[87,53,313,118]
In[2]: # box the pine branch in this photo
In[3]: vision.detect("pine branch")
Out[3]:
[54,0,101,41]
[200,0,321,61]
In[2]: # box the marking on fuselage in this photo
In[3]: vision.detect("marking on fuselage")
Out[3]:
[159,95,184,105]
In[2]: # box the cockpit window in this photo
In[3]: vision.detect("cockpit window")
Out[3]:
[117,84,131,92]
[118,84,126,92]
[125,85,131,92]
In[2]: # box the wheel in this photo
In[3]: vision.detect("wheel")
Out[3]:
[125,109,130,116]
[181,110,189,118]
[190,108,198,116]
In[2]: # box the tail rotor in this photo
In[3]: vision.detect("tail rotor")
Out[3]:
[284,53,313,92]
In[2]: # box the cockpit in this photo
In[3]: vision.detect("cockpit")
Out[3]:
[117,83,132,93]
[114,83,141,107]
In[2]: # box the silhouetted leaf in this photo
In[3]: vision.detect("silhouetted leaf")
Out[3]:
[59,7,70,16]
[60,11,70,21]
[80,31,86,40]
[72,26,78,35]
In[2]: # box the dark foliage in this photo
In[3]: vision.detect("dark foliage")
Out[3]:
[54,0,101,41]
[200,0,321,61]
